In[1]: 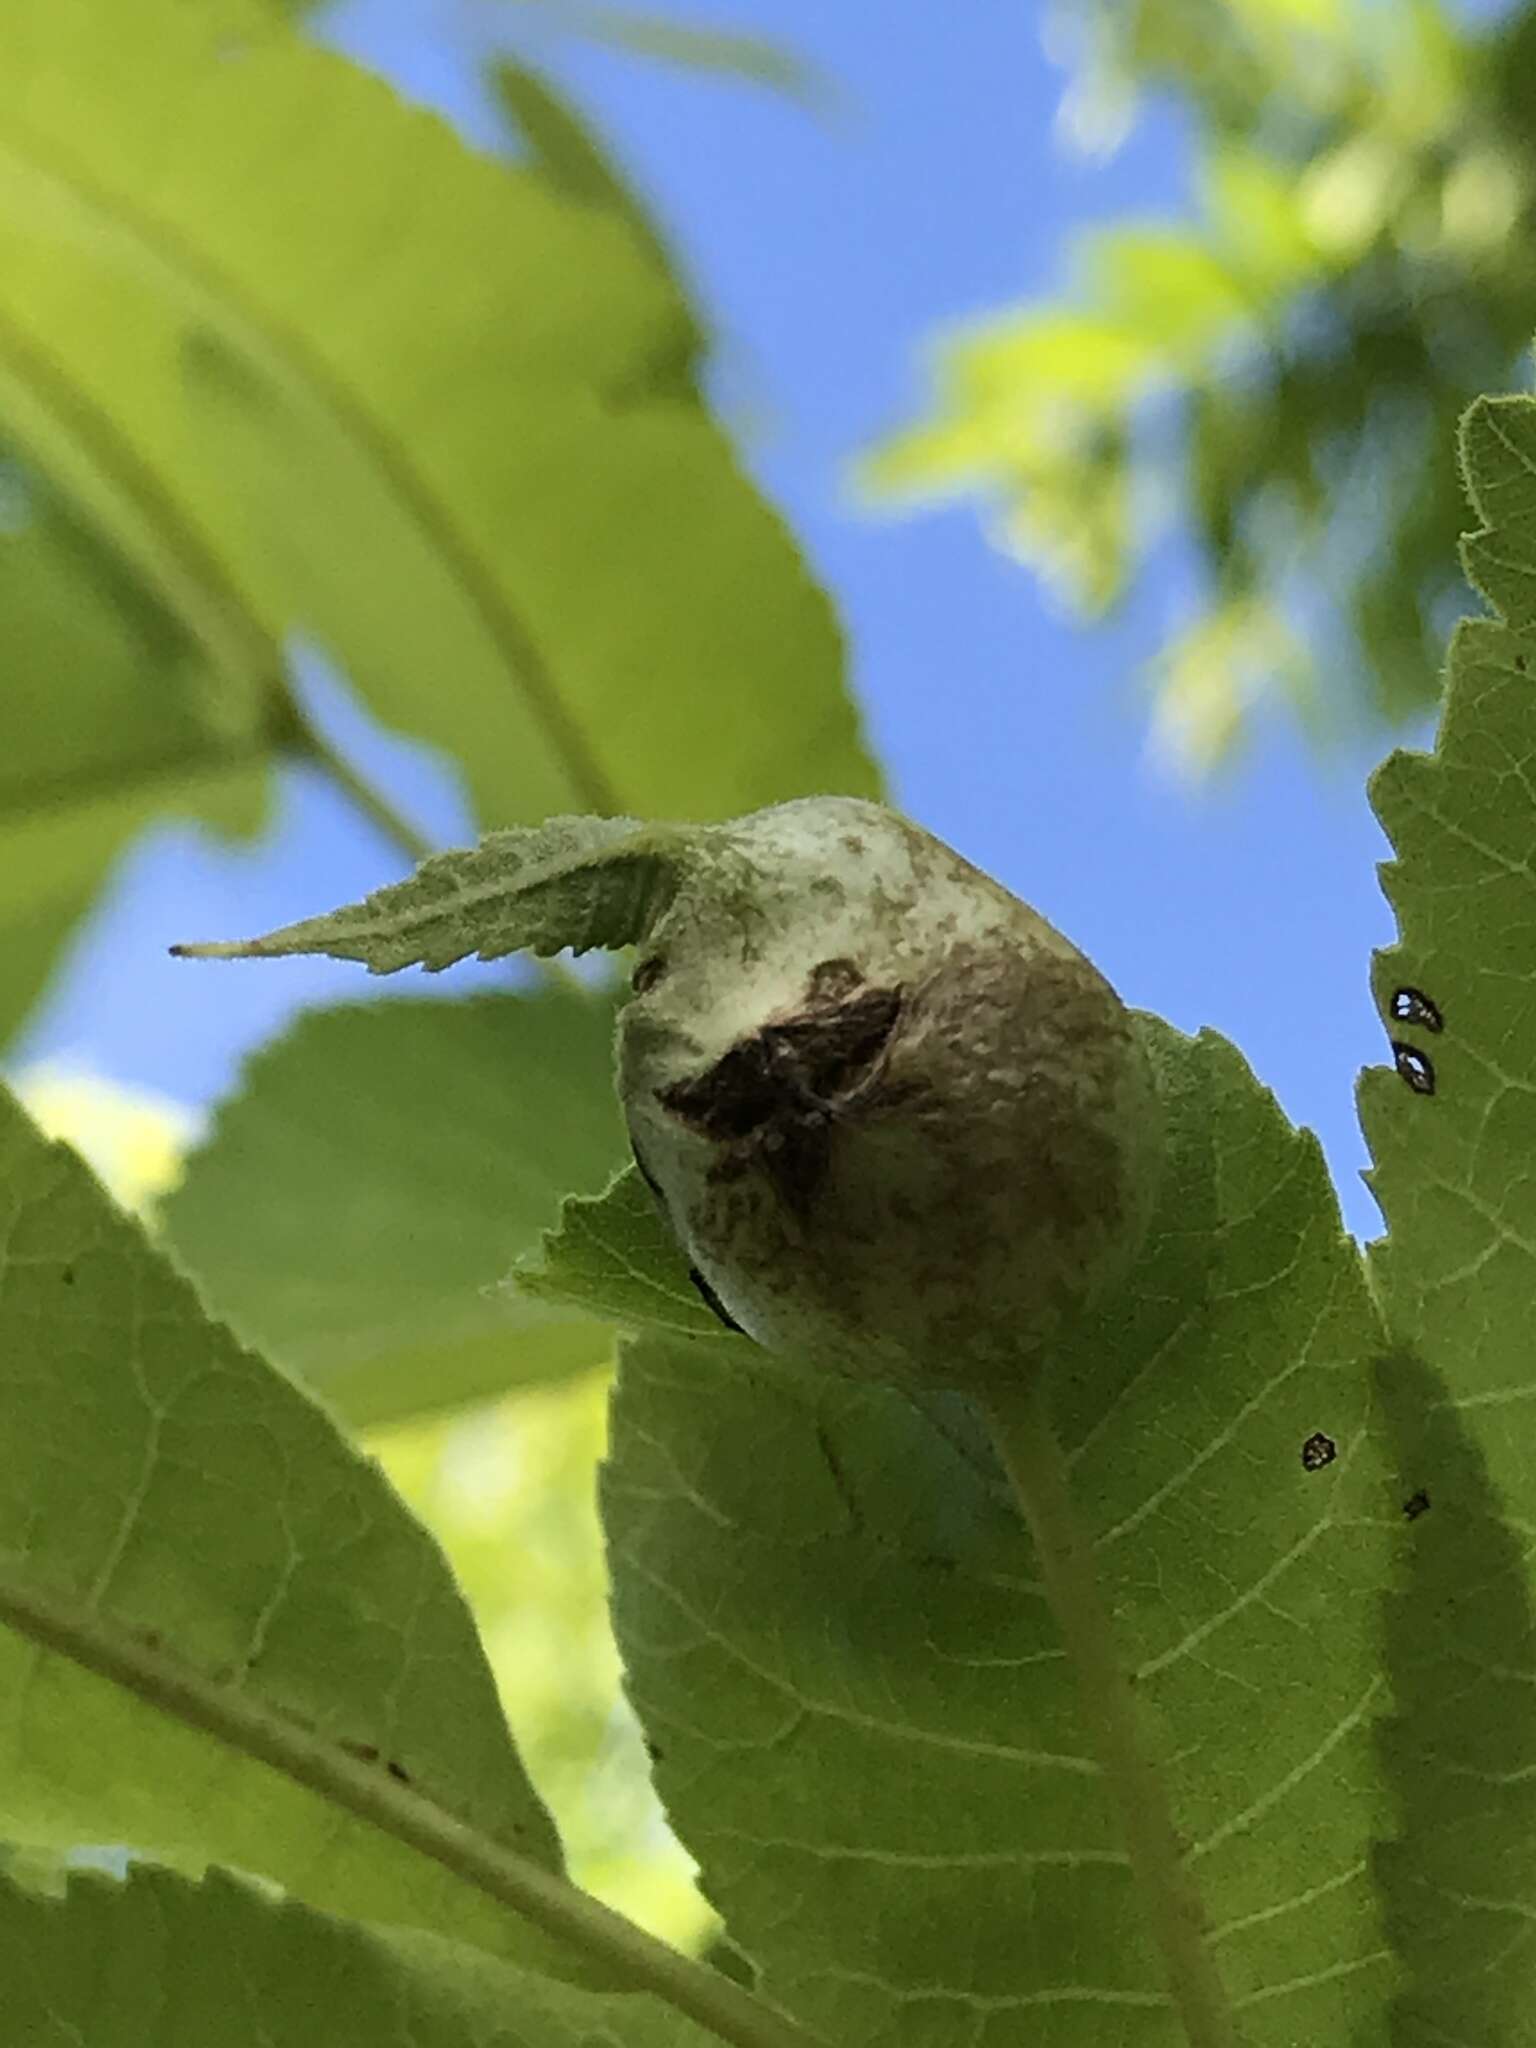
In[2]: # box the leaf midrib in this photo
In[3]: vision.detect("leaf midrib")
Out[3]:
[0,1561,831,2048]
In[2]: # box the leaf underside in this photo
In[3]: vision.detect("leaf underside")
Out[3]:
[0,0,875,845]
[161,991,630,1431]
[1360,390,1536,2040]
[515,1163,726,1342]
[565,1018,1398,2044]
[0,1862,710,2047]
[0,0,875,1043]
[0,1082,576,1974]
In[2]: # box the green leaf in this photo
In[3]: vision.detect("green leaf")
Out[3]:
[172,817,681,972]
[2,1862,720,2048]
[0,452,274,1043]
[516,1164,724,1341]
[605,1020,1398,2043]
[492,60,692,296]
[1,0,874,835]
[0,1079,580,1972]
[161,992,630,1430]
[503,0,828,107]
[1359,389,1536,2030]
[1361,394,1536,1394]
[1077,225,1256,366]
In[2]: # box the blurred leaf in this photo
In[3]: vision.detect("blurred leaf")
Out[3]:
[1078,224,1255,364]
[503,0,827,107]
[1200,144,1322,293]
[492,60,688,295]
[0,0,873,843]
[172,815,683,972]
[0,1080,580,1971]
[879,0,1534,759]
[162,993,628,1429]
[370,1375,715,1950]
[1148,592,1310,775]
[605,1018,1397,2042]
[16,1058,196,1210]
[1357,390,1536,2037]
[864,310,1143,612]
[0,457,274,1045]
[515,1163,722,1340]
[2,1863,719,2047]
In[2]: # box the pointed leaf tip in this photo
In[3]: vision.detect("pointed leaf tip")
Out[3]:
[170,940,262,960]
[166,816,690,976]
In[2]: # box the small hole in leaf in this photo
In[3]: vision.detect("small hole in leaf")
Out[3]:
[1403,1489,1431,1521]
[1301,1431,1337,1472]
[1390,987,1443,1033]
[1392,1042,1436,1095]
[1517,653,1529,673]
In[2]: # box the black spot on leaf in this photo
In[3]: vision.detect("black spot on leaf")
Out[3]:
[1302,1430,1338,1472]
[1403,1489,1431,1521]
[1393,1043,1436,1096]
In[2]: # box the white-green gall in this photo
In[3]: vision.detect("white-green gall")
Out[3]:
[620,797,1162,1392]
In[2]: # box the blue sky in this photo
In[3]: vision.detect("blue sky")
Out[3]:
[20,0,1422,1240]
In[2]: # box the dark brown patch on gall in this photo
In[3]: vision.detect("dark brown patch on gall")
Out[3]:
[805,956,863,1003]
[659,964,903,1216]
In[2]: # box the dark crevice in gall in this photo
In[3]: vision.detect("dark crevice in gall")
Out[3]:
[688,1263,746,1334]
[659,962,904,1215]
[629,1132,665,1204]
